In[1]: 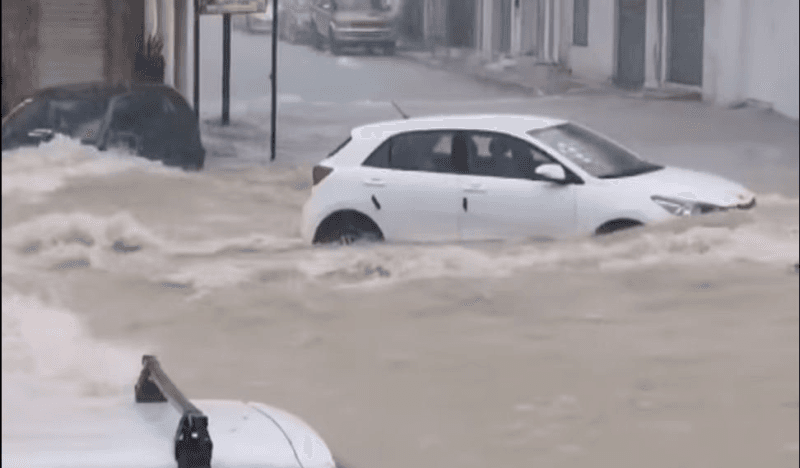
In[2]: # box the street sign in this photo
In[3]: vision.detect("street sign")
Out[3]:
[198,0,266,15]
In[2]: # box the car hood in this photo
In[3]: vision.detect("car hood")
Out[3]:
[2,398,335,468]
[616,166,755,207]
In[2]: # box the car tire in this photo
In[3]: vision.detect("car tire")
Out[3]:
[594,219,644,236]
[313,211,383,245]
[313,26,324,50]
[384,41,396,56]
[329,28,341,55]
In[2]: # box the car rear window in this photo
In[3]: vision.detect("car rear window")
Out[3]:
[326,136,352,158]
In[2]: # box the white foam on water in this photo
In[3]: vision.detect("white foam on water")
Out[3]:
[298,206,799,288]
[2,135,188,198]
[1,286,150,430]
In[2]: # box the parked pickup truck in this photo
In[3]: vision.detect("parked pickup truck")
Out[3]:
[310,0,397,55]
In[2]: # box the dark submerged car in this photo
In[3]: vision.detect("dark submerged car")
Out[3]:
[1,82,205,171]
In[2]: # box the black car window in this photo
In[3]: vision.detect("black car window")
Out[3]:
[327,136,352,158]
[388,131,458,174]
[466,131,560,180]
[362,138,390,167]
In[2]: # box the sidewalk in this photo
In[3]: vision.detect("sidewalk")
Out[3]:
[395,44,703,102]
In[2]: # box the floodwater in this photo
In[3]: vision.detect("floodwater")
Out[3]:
[3,97,799,468]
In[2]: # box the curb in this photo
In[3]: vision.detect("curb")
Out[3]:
[396,50,709,103]
[395,51,551,97]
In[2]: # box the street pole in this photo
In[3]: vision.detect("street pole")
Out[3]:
[193,0,200,119]
[222,13,231,126]
[270,0,278,161]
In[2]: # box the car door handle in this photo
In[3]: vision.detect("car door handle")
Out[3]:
[463,183,485,194]
[363,178,386,187]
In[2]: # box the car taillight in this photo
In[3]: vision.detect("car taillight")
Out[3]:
[312,165,333,186]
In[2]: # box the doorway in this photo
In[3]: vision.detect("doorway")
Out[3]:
[615,0,646,89]
[447,0,476,47]
[492,0,512,54]
[668,0,704,86]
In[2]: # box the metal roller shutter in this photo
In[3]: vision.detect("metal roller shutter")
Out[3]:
[37,0,105,88]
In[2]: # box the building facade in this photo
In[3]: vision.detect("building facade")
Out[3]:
[401,0,798,120]
[563,0,799,120]
[1,0,188,116]
[401,0,566,61]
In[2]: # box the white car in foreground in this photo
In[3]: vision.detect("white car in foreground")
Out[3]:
[2,356,338,468]
[301,114,756,244]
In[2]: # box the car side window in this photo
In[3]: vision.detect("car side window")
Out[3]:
[466,132,559,181]
[362,138,390,167]
[388,131,457,173]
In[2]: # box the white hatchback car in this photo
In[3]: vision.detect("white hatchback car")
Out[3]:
[301,114,756,244]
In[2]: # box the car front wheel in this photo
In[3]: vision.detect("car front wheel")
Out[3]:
[313,26,324,50]
[329,28,341,55]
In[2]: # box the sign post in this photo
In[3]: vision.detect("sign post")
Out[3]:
[197,1,268,130]
[222,13,231,125]
[270,0,278,161]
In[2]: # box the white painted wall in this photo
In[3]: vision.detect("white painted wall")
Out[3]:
[704,0,799,120]
[566,0,616,81]
[741,0,798,119]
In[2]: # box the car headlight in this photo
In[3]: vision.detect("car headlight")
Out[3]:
[651,195,728,216]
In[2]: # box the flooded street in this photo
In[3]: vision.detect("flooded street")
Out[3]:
[3,29,799,468]
[3,123,798,468]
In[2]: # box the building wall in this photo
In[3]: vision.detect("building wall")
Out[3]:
[566,0,616,81]
[2,0,40,116]
[703,0,798,119]
[739,0,798,119]
[104,0,144,86]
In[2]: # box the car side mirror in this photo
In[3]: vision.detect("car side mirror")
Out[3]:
[535,163,567,183]
[27,128,54,142]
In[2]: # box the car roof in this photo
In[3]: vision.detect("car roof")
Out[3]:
[28,81,188,103]
[350,114,568,140]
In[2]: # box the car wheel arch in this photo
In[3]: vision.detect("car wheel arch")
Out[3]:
[594,218,644,236]
[312,209,385,244]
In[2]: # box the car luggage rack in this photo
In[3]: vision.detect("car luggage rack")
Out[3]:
[135,355,213,468]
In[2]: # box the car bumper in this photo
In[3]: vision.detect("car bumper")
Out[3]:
[332,28,395,44]
[300,198,319,244]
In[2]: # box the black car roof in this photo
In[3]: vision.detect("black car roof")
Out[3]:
[31,82,188,104]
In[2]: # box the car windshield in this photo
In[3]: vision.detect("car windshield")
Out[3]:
[335,0,384,11]
[528,123,663,179]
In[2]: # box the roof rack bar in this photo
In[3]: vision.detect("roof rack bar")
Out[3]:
[135,355,213,468]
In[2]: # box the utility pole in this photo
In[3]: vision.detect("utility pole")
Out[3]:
[270,0,278,161]
[222,13,231,125]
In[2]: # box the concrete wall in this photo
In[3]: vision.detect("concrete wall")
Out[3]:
[104,0,144,86]
[739,0,798,119]
[703,0,799,120]
[566,0,616,81]
[1,0,40,116]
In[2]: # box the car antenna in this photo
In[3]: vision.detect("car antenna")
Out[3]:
[391,100,409,119]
